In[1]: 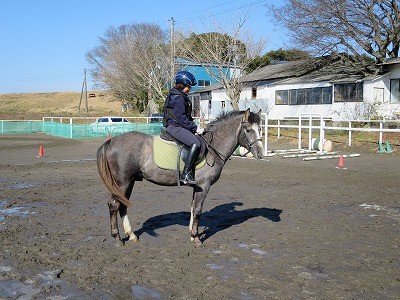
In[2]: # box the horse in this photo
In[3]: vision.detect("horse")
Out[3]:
[96,108,264,246]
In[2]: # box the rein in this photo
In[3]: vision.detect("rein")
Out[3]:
[201,130,229,162]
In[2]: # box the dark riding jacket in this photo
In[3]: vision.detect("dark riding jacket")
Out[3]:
[163,87,197,133]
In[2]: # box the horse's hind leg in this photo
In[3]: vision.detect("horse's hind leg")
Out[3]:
[108,197,124,247]
[119,204,139,242]
[118,181,138,242]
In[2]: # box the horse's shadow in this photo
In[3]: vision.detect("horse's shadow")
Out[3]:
[134,202,282,242]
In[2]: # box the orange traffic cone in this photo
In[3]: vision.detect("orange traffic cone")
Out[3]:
[336,154,346,169]
[37,145,45,158]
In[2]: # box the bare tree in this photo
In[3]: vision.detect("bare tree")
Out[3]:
[176,20,266,111]
[270,0,400,63]
[86,23,170,113]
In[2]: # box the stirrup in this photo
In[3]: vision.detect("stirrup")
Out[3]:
[180,172,196,185]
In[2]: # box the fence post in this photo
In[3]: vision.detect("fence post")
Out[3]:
[320,117,325,143]
[262,113,268,156]
[277,119,281,139]
[379,122,383,144]
[70,118,73,139]
[298,115,302,150]
[308,115,312,151]
[348,121,352,146]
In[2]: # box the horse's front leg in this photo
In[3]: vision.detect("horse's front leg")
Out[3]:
[189,184,210,245]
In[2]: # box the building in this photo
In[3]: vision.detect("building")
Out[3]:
[176,58,239,117]
[192,55,400,120]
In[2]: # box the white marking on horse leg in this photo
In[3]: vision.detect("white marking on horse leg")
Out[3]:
[189,206,194,232]
[122,215,138,241]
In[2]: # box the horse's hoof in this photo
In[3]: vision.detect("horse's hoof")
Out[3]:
[115,240,124,247]
[191,236,203,246]
[129,237,139,243]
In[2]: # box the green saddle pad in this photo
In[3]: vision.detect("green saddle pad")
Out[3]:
[153,136,206,171]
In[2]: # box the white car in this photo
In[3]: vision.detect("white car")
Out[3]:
[91,116,132,133]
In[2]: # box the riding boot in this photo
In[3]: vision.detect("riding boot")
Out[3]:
[180,144,200,185]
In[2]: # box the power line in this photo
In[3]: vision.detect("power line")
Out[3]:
[179,0,239,18]
[175,0,268,24]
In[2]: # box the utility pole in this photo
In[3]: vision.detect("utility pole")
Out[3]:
[168,17,175,88]
[78,68,88,113]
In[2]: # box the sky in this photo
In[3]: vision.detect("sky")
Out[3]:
[0,0,289,94]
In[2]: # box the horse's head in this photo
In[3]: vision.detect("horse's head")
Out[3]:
[238,109,264,159]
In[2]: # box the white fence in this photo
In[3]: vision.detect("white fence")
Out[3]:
[261,113,400,156]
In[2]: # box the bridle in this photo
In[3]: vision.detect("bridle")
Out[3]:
[239,121,262,157]
[201,120,262,161]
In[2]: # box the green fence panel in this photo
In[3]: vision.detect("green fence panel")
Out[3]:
[0,120,164,139]
[0,120,43,134]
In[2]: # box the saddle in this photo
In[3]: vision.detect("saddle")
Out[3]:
[153,128,207,172]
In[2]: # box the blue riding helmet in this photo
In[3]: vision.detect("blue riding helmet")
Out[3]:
[175,71,197,86]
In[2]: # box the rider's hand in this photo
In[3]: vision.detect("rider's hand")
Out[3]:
[196,127,204,135]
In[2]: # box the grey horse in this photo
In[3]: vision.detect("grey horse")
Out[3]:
[97,109,264,246]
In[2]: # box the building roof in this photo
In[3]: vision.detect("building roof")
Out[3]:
[176,57,234,68]
[239,59,318,83]
[191,54,380,94]
[277,57,373,85]
[194,83,223,93]
[240,55,376,85]
[377,57,400,66]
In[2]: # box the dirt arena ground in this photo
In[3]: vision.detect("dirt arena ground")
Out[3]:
[0,133,399,299]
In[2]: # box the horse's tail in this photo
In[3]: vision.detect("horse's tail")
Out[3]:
[97,140,132,207]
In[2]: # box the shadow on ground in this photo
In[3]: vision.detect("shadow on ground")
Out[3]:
[135,202,282,242]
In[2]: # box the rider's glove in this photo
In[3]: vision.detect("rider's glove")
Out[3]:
[196,127,204,135]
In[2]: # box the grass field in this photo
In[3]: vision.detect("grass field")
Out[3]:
[0,91,125,120]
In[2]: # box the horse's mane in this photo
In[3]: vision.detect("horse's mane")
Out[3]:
[207,110,260,128]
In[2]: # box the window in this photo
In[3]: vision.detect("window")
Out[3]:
[198,80,211,87]
[289,90,297,105]
[297,89,306,104]
[308,88,321,104]
[334,83,363,102]
[200,91,211,100]
[321,87,332,104]
[275,87,332,105]
[110,118,128,122]
[275,90,288,105]
[390,79,400,103]
[251,86,257,99]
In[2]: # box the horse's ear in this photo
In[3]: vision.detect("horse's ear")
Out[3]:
[245,108,250,121]
[257,109,262,117]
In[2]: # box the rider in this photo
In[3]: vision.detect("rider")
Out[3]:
[163,70,204,185]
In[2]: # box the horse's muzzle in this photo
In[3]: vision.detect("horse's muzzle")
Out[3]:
[251,143,264,159]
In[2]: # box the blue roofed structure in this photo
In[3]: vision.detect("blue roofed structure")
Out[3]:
[175,58,235,92]
[175,58,239,117]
